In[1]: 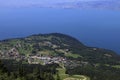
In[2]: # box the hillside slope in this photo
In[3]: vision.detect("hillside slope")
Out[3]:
[0,33,120,64]
[1,33,120,80]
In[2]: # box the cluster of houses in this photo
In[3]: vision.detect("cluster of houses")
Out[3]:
[28,55,66,65]
[0,47,67,65]
[0,48,19,59]
[0,47,88,67]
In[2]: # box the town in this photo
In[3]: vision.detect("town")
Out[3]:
[0,47,67,65]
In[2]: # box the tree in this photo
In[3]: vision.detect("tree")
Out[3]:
[56,73,61,80]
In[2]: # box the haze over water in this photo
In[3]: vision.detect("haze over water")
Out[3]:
[0,6,120,54]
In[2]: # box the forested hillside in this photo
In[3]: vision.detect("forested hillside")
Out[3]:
[0,33,120,80]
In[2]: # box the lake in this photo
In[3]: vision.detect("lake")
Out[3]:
[0,7,120,54]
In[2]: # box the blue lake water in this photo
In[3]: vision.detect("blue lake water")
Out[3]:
[0,7,120,54]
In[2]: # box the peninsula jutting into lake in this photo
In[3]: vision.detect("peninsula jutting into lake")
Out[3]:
[0,33,120,80]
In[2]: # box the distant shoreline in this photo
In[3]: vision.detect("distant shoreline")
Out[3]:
[0,0,120,10]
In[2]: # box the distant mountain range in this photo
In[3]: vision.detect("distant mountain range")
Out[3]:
[0,0,120,9]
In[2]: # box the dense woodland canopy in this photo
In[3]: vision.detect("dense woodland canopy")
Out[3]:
[0,60,59,80]
[1,59,120,80]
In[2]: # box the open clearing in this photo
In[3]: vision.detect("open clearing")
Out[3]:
[56,68,90,80]
[63,75,88,80]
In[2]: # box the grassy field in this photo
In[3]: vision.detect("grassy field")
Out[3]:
[56,68,90,80]
[112,65,120,68]
[65,53,81,58]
